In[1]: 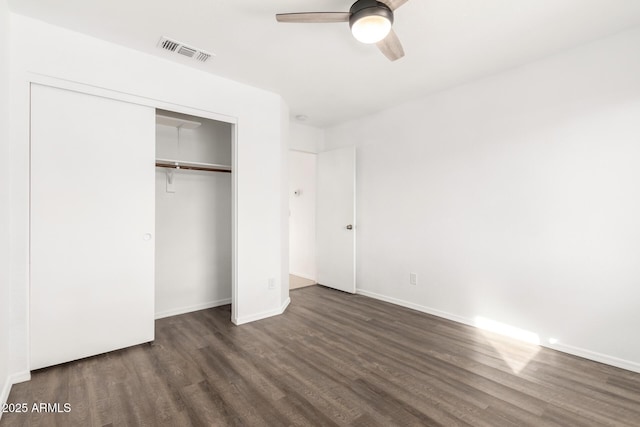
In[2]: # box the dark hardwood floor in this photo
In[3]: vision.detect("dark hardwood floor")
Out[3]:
[2,285,640,426]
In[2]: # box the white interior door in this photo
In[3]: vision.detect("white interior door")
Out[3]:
[30,84,155,370]
[316,146,356,293]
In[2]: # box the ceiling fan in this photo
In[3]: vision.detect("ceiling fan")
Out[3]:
[276,0,409,61]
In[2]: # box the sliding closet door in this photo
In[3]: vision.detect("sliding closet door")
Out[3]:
[30,84,155,370]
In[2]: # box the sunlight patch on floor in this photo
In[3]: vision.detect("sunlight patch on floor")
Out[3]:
[475,316,541,374]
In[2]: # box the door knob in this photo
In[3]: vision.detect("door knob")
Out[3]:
[346,224,353,230]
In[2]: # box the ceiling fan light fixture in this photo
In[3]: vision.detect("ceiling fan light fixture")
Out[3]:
[349,1,394,44]
[275,0,406,61]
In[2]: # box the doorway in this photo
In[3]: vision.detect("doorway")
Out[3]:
[289,150,318,290]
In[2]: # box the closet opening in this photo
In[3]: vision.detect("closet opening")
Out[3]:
[154,109,234,320]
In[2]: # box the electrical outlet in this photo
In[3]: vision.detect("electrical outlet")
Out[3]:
[268,278,276,290]
[409,272,417,286]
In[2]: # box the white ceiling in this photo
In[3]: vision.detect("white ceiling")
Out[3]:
[9,0,640,127]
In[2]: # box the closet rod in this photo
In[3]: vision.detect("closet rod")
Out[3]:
[155,162,232,173]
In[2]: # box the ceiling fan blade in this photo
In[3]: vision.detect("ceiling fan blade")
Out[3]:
[379,0,409,11]
[376,29,405,61]
[276,12,350,23]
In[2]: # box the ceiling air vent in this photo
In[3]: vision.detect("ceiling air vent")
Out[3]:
[177,45,197,58]
[160,38,179,52]
[196,52,211,62]
[157,36,214,63]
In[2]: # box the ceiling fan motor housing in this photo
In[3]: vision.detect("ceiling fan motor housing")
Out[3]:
[349,0,394,30]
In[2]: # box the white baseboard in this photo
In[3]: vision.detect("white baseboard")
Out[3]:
[10,371,30,385]
[0,375,10,421]
[233,297,291,326]
[356,289,471,327]
[0,371,31,421]
[356,288,640,374]
[155,298,232,320]
[548,342,640,373]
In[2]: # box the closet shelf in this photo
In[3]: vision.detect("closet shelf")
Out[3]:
[156,158,232,173]
[156,114,201,129]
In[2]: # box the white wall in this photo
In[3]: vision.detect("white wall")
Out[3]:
[8,13,289,379]
[289,151,317,281]
[0,0,12,413]
[324,27,640,372]
[155,112,232,318]
[290,122,323,153]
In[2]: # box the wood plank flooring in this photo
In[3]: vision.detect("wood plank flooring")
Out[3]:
[2,285,640,426]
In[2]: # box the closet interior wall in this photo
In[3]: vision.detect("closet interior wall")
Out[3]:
[155,109,232,319]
